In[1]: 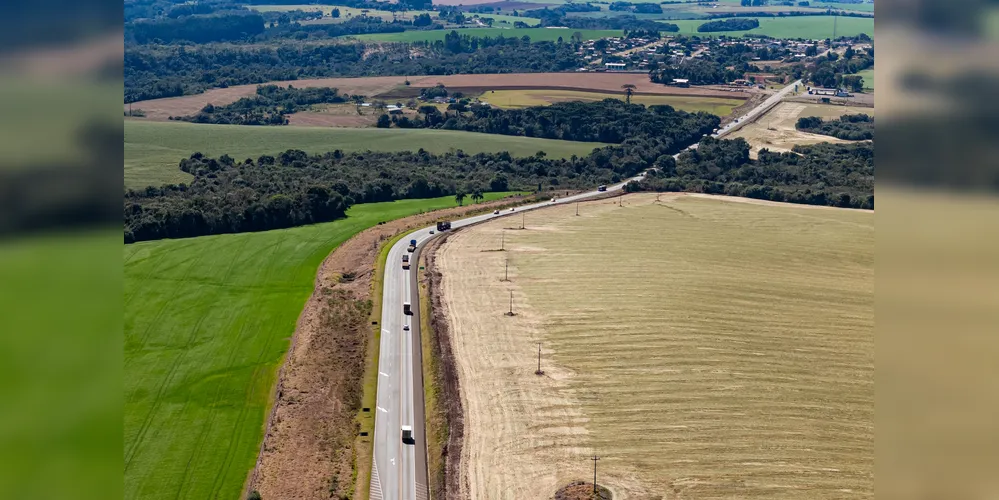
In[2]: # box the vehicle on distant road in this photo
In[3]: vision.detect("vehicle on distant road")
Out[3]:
[429,229,435,234]
[550,197,557,203]
[598,185,607,192]
[401,425,414,444]
[493,210,499,214]
[407,239,417,252]
[510,207,515,211]
[403,302,412,315]
[437,221,451,231]
[402,254,410,269]
[403,324,410,331]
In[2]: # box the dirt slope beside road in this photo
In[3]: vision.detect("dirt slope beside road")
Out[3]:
[246,195,537,500]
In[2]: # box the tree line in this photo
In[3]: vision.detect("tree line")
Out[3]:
[698,18,760,32]
[379,99,720,145]
[175,85,353,125]
[796,113,874,140]
[123,126,874,242]
[625,137,873,209]
[127,12,265,44]
[125,37,586,102]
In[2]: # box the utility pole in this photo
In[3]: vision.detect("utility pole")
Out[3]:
[535,342,544,375]
[521,213,525,230]
[591,455,600,494]
[576,202,579,216]
[501,231,505,250]
[505,290,515,316]
[619,193,623,207]
[502,257,510,282]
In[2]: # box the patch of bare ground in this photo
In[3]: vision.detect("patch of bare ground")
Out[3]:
[556,481,613,500]
[126,74,753,121]
[731,101,874,158]
[245,194,542,500]
[286,109,377,128]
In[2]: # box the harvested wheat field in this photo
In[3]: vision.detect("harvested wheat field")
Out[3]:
[731,101,874,158]
[436,193,873,499]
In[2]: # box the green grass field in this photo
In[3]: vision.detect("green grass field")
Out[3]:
[124,120,610,189]
[664,15,874,38]
[854,68,874,90]
[349,27,622,42]
[124,192,517,500]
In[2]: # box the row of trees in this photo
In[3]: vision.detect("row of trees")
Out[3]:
[176,85,353,125]
[125,133,874,242]
[127,13,265,44]
[125,37,586,102]
[376,99,721,145]
[624,137,874,209]
[796,113,874,140]
[697,18,761,32]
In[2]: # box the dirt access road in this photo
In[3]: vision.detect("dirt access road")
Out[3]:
[435,193,873,499]
[127,73,752,121]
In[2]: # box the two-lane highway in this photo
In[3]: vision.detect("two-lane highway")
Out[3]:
[370,79,803,500]
[370,179,639,500]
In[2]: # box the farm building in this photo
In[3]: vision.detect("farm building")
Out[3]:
[604,62,626,70]
[671,78,690,87]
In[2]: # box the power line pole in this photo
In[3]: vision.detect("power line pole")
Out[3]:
[502,257,510,282]
[591,455,600,494]
[575,202,579,216]
[535,342,544,375]
[521,213,525,229]
[501,231,505,250]
[505,290,515,316]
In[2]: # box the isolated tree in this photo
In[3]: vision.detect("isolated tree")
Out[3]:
[455,191,467,206]
[621,84,636,104]
[472,187,484,204]
[376,114,391,128]
[331,7,340,18]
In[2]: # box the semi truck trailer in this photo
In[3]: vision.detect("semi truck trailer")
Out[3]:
[402,254,410,269]
[407,239,417,252]
[401,425,414,444]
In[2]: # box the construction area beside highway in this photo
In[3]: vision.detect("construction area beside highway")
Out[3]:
[430,193,874,499]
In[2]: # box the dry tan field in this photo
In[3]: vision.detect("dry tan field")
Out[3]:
[436,193,873,499]
[126,73,751,121]
[732,101,874,158]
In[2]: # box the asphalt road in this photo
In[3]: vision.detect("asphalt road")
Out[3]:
[369,79,802,500]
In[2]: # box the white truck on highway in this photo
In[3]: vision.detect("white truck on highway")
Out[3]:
[401,425,414,444]
[402,254,410,269]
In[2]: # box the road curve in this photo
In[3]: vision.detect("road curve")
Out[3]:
[370,79,802,500]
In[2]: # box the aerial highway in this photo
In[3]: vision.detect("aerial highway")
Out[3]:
[369,79,803,500]
[370,179,639,500]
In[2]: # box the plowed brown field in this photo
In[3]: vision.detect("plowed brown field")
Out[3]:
[436,193,873,499]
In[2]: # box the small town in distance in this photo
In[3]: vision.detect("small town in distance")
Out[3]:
[124,0,874,499]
